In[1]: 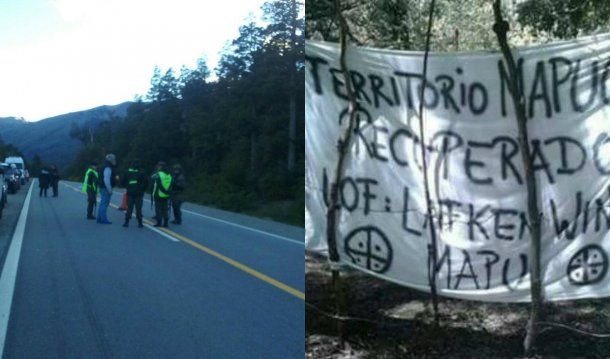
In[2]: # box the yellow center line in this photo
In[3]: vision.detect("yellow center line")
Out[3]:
[68,183,305,300]
[156,226,305,300]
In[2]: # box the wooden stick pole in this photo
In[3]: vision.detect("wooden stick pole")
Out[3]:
[323,0,359,347]
[491,1,544,354]
[416,0,440,327]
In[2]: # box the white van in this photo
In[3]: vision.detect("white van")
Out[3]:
[4,157,25,185]
[4,156,24,170]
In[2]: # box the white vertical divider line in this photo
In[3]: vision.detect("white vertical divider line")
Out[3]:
[0,180,35,356]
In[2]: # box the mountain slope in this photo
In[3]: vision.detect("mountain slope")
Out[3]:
[0,102,130,168]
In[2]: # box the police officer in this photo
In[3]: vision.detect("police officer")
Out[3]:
[152,161,172,227]
[39,166,50,197]
[82,161,99,219]
[50,165,60,197]
[170,164,186,224]
[121,159,148,228]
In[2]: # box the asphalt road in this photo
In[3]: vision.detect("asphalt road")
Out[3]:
[0,180,304,358]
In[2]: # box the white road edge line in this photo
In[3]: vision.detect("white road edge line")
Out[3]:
[174,208,303,246]
[62,182,304,246]
[0,180,34,356]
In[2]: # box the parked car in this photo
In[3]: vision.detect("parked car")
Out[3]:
[0,167,7,219]
[18,169,25,185]
[10,165,21,191]
[15,169,25,185]
[1,163,20,194]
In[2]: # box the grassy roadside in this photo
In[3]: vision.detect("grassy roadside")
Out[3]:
[242,199,303,227]
[187,188,303,226]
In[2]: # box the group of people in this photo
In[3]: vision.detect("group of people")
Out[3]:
[82,154,187,228]
[38,165,60,197]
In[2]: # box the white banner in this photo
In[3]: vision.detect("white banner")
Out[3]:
[305,33,610,302]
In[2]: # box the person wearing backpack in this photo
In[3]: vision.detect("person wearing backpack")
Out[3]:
[121,159,148,228]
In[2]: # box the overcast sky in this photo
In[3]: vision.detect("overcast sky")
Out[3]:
[0,0,266,121]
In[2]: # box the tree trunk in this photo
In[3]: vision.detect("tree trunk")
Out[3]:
[250,108,257,175]
[418,0,440,327]
[492,1,543,354]
[288,87,296,171]
[287,0,298,172]
[324,0,359,346]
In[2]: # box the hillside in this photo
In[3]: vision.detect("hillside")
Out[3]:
[0,102,130,168]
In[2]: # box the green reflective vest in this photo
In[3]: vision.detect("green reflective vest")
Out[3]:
[128,168,139,185]
[153,171,172,198]
[82,168,99,194]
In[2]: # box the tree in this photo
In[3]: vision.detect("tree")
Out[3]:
[216,21,266,175]
[217,21,264,81]
[517,0,610,40]
[262,0,304,172]
[180,57,212,104]
[147,67,179,102]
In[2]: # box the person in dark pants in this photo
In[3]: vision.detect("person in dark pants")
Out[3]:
[170,164,186,224]
[97,154,117,224]
[121,159,148,228]
[82,161,99,219]
[50,165,60,197]
[39,167,50,197]
[152,161,172,227]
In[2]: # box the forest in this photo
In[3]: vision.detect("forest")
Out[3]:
[63,0,304,226]
[0,139,24,163]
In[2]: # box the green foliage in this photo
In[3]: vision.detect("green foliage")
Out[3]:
[64,145,105,179]
[0,138,25,165]
[65,0,304,226]
[305,0,577,51]
[147,67,180,102]
[517,0,610,39]
[29,154,44,177]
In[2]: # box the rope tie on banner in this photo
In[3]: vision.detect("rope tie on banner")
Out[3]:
[305,301,432,329]
[537,321,610,338]
[329,261,344,271]
[305,301,380,325]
